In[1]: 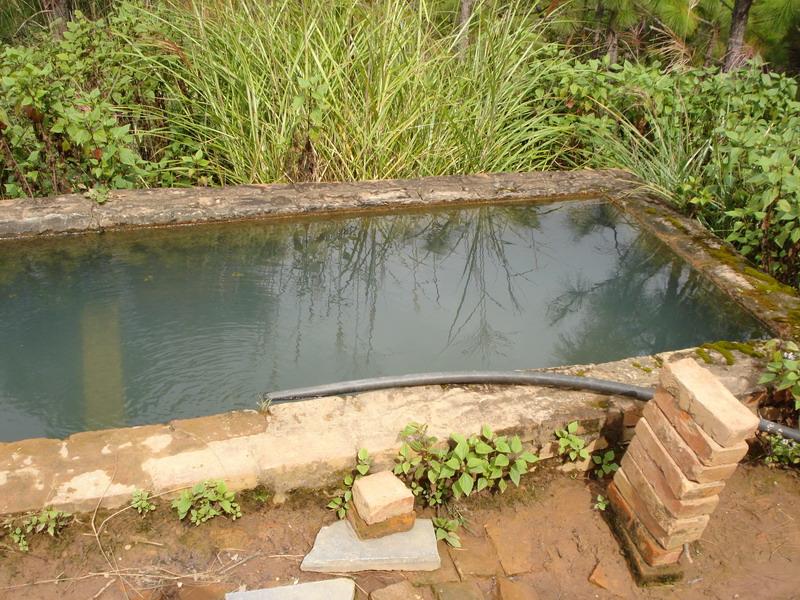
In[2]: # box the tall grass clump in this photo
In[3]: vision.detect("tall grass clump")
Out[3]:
[129,0,573,185]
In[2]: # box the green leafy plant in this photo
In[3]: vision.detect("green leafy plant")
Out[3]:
[3,522,28,552]
[592,450,619,478]
[594,494,609,511]
[555,421,589,462]
[2,507,71,552]
[432,517,462,548]
[172,480,241,526]
[130,489,156,515]
[393,423,538,507]
[763,434,800,467]
[327,448,371,519]
[23,508,71,538]
[759,340,800,411]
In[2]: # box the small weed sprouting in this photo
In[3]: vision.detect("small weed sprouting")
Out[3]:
[3,508,71,552]
[592,450,619,478]
[555,421,589,462]
[594,494,609,511]
[327,448,371,519]
[432,517,462,548]
[172,480,241,526]
[759,340,800,412]
[130,489,156,515]
[764,434,800,467]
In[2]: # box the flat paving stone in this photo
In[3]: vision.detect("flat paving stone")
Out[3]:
[225,578,355,600]
[369,580,431,600]
[448,534,501,577]
[432,581,484,600]
[301,519,441,573]
[485,517,538,575]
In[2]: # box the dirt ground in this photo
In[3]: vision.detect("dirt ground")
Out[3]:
[0,462,798,600]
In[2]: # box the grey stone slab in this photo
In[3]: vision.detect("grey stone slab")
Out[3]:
[301,518,441,573]
[225,577,355,600]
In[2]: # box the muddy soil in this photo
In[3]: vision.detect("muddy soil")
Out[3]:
[1,463,798,600]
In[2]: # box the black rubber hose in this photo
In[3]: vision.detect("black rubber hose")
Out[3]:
[263,370,800,442]
[758,418,800,443]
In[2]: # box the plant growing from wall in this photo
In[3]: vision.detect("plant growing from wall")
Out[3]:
[555,421,589,462]
[172,480,241,526]
[130,489,156,515]
[326,448,371,519]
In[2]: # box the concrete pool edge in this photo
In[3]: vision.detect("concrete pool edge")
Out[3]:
[0,170,633,239]
[0,348,764,516]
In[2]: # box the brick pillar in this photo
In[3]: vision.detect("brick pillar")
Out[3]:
[608,358,759,584]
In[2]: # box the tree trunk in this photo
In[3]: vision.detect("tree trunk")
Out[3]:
[723,0,755,71]
[592,1,605,54]
[456,0,474,58]
[605,11,619,64]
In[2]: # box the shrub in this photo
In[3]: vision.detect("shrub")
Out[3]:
[393,422,539,506]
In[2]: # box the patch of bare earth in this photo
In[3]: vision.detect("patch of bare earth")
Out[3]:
[0,463,798,599]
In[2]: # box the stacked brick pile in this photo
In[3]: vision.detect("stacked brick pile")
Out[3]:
[347,471,416,539]
[609,358,759,578]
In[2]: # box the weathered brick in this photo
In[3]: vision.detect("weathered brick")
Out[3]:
[618,398,646,426]
[621,450,719,519]
[653,389,749,467]
[660,359,759,447]
[352,471,414,525]
[347,504,415,539]
[643,401,739,483]
[612,468,709,550]
[608,482,684,567]
[633,419,725,500]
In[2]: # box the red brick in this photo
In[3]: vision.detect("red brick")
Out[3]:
[608,483,684,566]
[352,471,414,525]
[643,401,738,483]
[347,504,415,539]
[612,468,708,550]
[633,419,725,500]
[621,450,719,519]
[653,389,749,467]
[660,359,759,447]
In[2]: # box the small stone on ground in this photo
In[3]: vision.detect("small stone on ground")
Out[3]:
[588,560,627,596]
[225,578,355,600]
[301,519,440,573]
